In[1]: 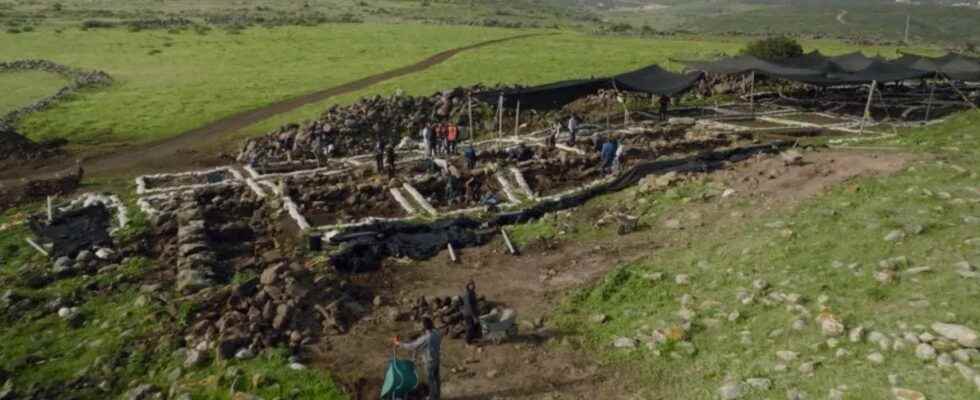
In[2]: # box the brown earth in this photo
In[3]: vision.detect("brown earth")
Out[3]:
[0,33,549,184]
[307,148,914,400]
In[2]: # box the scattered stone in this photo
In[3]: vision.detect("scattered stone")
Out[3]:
[955,363,976,380]
[792,319,807,331]
[867,352,885,364]
[816,309,845,337]
[891,388,926,400]
[776,350,799,362]
[888,374,902,386]
[590,314,609,324]
[931,322,980,348]
[718,381,744,399]
[952,349,975,363]
[124,384,157,400]
[235,348,255,360]
[183,350,208,368]
[674,274,690,285]
[915,343,937,361]
[613,337,637,349]
[937,353,954,367]
[288,362,306,370]
[798,361,816,375]
[828,388,845,400]
[835,348,850,358]
[884,230,906,242]
[745,378,771,391]
[95,248,114,260]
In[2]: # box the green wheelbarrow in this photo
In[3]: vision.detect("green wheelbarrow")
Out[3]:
[380,348,419,399]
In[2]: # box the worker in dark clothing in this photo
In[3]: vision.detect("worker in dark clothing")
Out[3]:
[600,139,617,174]
[659,95,671,121]
[445,168,460,205]
[464,145,477,170]
[375,138,385,175]
[464,175,482,203]
[385,146,397,178]
[395,317,442,400]
[461,280,482,344]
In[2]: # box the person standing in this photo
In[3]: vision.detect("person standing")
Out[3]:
[385,145,397,179]
[395,317,442,400]
[422,124,434,159]
[447,123,459,154]
[546,120,560,149]
[461,280,482,345]
[375,138,385,175]
[659,95,671,121]
[567,114,579,146]
[463,144,477,170]
[613,140,625,173]
[600,139,616,174]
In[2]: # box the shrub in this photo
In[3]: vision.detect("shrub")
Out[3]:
[741,36,804,61]
[81,19,116,30]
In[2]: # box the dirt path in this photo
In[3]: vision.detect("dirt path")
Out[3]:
[310,148,914,400]
[836,9,848,25]
[1,33,547,182]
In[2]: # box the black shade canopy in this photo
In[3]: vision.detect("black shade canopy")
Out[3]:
[475,63,706,111]
[682,52,933,85]
[895,52,980,82]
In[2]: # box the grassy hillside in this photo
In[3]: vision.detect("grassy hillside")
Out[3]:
[533,110,980,398]
[1,23,524,145]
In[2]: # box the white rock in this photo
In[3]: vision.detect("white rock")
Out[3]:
[745,378,771,391]
[932,322,980,348]
[828,388,844,400]
[955,363,976,380]
[288,362,306,370]
[718,382,744,399]
[867,352,885,364]
[952,349,974,363]
[888,374,902,386]
[776,351,799,361]
[849,327,865,343]
[918,332,935,343]
[884,230,906,242]
[675,274,690,285]
[891,388,926,400]
[937,353,954,367]
[915,343,937,361]
[95,248,115,260]
[835,348,851,358]
[613,337,637,349]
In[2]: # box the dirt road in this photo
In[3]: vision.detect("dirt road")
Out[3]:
[836,9,848,25]
[1,33,547,182]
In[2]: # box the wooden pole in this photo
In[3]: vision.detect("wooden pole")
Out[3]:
[47,196,53,223]
[946,77,979,110]
[904,14,911,44]
[861,80,878,134]
[467,96,474,143]
[500,228,517,255]
[750,71,756,117]
[497,94,504,139]
[514,99,520,137]
[447,243,457,263]
[25,238,48,257]
[924,84,935,122]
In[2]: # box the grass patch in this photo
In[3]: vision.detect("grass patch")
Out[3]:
[551,111,980,399]
[0,70,68,115]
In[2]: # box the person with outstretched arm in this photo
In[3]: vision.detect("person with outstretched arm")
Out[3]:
[394,317,442,400]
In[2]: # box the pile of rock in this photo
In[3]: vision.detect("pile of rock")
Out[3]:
[237,85,496,165]
[393,295,493,340]
[0,122,59,162]
[182,261,355,362]
[174,200,217,294]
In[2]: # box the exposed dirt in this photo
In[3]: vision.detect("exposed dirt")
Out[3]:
[0,33,549,184]
[306,148,915,400]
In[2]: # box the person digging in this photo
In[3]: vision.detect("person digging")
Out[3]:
[394,317,442,400]
[386,145,397,179]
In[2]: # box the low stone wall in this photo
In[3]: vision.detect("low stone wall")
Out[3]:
[0,59,113,124]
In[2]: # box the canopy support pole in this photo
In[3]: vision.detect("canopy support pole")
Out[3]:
[945,77,979,110]
[497,94,504,140]
[861,80,877,134]
[514,100,520,137]
[467,96,474,143]
[750,71,756,117]
[924,84,936,122]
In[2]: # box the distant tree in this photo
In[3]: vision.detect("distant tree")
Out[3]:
[741,36,804,61]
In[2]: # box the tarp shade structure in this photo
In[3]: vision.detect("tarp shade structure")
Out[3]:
[682,52,932,85]
[474,63,706,110]
[612,65,705,97]
[896,52,980,82]
[475,78,612,110]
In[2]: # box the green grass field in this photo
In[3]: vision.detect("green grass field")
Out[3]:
[0,70,67,115]
[2,23,526,145]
